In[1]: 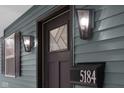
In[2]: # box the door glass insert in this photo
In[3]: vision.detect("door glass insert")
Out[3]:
[50,24,68,52]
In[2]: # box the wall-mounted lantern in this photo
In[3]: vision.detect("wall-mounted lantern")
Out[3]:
[22,35,34,52]
[76,9,94,40]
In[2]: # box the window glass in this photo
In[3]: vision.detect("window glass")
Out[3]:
[5,33,15,77]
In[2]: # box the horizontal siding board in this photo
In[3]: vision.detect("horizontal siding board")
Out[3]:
[75,25,124,46]
[104,84,124,88]
[21,50,36,57]
[22,59,36,65]
[21,58,36,62]
[95,5,124,21]
[9,76,36,82]
[21,65,36,71]
[8,84,32,88]
[21,70,36,76]
[75,50,124,62]
[104,72,124,85]
[95,13,124,31]
[75,38,124,51]
[4,80,36,88]
[105,62,124,73]
[18,76,36,82]
[4,77,36,83]
[21,53,36,61]
[75,39,124,54]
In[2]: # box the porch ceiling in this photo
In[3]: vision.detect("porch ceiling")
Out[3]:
[0,5,32,37]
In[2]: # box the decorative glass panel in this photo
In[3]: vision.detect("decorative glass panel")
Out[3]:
[50,24,68,52]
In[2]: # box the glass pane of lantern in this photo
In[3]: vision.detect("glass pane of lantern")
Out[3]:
[77,10,90,30]
[50,24,68,52]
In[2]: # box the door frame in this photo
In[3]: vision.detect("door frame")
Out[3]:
[37,5,73,88]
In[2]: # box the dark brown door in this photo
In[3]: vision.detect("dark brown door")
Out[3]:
[43,9,71,88]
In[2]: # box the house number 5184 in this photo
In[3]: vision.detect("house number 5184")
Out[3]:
[80,70,96,84]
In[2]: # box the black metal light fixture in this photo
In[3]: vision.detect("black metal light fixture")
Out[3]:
[76,9,94,40]
[22,35,34,52]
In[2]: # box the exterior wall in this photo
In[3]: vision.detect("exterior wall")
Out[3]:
[1,5,124,88]
[74,5,124,88]
[0,5,57,88]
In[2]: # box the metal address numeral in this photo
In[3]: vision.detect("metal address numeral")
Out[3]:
[80,70,96,84]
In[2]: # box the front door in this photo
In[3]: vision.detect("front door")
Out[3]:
[43,7,72,88]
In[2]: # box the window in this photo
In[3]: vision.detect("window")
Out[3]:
[49,24,68,52]
[4,33,21,77]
